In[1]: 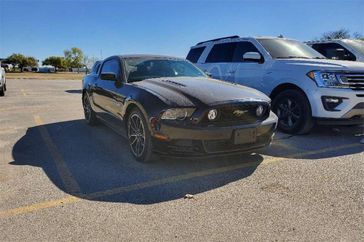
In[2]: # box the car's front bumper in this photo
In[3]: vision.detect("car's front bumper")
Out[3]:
[153,111,278,156]
[308,87,364,120]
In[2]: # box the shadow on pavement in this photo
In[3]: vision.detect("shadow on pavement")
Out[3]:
[11,120,263,204]
[264,125,363,159]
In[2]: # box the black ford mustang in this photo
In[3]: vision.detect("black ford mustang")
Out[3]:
[82,55,278,162]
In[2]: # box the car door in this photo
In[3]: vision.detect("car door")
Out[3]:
[203,42,236,83]
[229,41,266,91]
[93,58,126,129]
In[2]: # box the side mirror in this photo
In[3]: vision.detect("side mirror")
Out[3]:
[243,52,262,62]
[100,72,117,81]
[205,71,212,78]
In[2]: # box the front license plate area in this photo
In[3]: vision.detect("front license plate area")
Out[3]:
[234,128,257,145]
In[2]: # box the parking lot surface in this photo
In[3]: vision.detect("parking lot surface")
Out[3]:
[0,79,363,241]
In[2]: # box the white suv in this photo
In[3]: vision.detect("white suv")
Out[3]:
[187,36,364,134]
[308,39,364,62]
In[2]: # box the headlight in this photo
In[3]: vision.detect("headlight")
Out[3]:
[307,71,347,88]
[161,108,195,120]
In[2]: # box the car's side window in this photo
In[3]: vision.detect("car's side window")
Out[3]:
[186,47,206,63]
[100,59,122,80]
[205,43,236,63]
[312,43,356,61]
[232,41,262,62]
[92,62,101,74]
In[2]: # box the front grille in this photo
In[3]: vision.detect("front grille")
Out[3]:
[338,73,364,90]
[200,102,270,127]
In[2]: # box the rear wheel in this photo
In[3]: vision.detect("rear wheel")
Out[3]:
[272,89,313,134]
[127,108,153,162]
[83,94,97,125]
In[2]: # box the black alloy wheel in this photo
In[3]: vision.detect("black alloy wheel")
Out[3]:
[273,89,313,134]
[83,94,97,125]
[127,108,153,162]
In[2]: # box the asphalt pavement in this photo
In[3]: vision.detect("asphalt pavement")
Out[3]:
[0,79,363,241]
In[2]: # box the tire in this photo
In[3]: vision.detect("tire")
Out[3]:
[127,108,153,162]
[83,94,98,125]
[272,89,313,134]
[0,85,4,97]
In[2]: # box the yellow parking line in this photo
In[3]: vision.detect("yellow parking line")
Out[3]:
[0,142,362,219]
[33,115,81,195]
[21,89,28,96]
[0,196,80,218]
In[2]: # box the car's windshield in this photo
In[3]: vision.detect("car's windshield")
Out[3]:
[258,38,326,59]
[343,39,364,56]
[124,58,206,82]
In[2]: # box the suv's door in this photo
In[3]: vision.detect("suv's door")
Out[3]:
[203,42,236,82]
[229,41,266,91]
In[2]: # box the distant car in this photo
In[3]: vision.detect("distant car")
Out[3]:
[0,67,6,96]
[82,55,277,162]
[307,39,364,62]
[188,36,364,134]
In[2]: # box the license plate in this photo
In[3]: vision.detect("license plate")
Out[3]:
[234,128,257,145]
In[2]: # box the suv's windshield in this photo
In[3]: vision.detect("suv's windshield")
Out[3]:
[343,39,364,56]
[258,38,326,59]
[124,58,206,82]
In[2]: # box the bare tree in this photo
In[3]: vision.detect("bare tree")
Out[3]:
[321,28,351,40]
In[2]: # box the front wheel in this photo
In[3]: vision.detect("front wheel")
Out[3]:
[272,89,313,134]
[0,84,4,96]
[127,108,153,162]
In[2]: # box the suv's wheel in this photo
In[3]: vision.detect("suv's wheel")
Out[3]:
[127,108,153,162]
[83,94,97,125]
[0,84,4,96]
[272,89,313,134]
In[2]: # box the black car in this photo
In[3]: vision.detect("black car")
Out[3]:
[82,55,278,162]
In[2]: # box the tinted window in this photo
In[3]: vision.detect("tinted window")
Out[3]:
[233,42,261,62]
[206,43,236,63]
[124,58,206,82]
[186,47,205,63]
[101,59,121,79]
[91,62,101,74]
[311,43,356,61]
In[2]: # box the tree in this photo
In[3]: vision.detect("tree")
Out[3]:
[43,56,66,71]
[6,54,38,72]
[26,57,38,67]
[321,28,350,40]
[64,47,84,68]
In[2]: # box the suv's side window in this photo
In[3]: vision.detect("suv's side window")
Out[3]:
[100,59,122,80]
[186,47,205,63]
[233,42,262,62]
[206,42,237,63]
[311,43,356,61]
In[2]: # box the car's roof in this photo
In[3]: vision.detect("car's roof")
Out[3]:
[192,36,298,47]
[117,54,184,60]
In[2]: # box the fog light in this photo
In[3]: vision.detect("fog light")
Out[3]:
[321,96,346,111]
[208,109,218,121]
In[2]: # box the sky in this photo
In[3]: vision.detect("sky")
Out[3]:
[0,0,363,62]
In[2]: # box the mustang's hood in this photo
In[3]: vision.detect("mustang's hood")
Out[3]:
[133,77,270,106]
[276,58,364,72]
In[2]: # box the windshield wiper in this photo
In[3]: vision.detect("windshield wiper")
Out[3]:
[276,56,310,59]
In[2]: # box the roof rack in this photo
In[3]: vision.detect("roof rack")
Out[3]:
[196,35,240,45]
